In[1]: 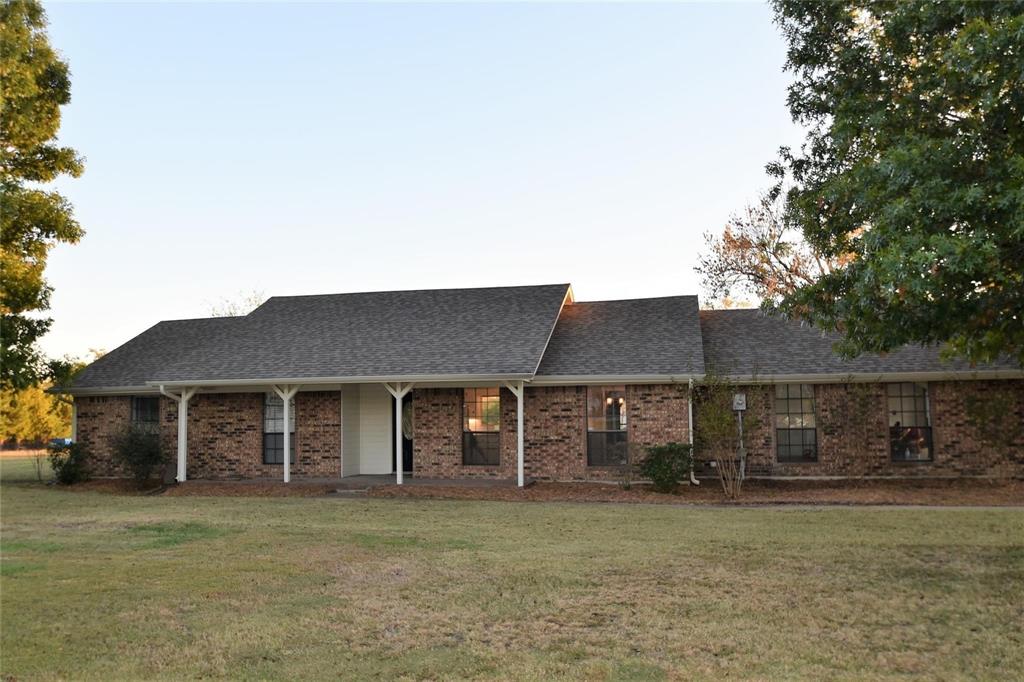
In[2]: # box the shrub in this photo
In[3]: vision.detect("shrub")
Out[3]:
[48,442,91,485]
[638,442,693,493]
[110,425,166,487]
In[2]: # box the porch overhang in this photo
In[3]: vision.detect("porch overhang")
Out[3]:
[144,373,535,390]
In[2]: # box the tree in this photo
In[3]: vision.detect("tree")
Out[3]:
[207,289,265,317]
[0,354,88,447]
[768,1,1024,365]
[1,0,85,389]
[694,371,761,500]
[0,382,70,445]
[696,191,845,308]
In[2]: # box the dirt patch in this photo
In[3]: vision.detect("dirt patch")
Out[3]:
[368,478,1024,507]
[162,481,336,497]
[60,479,164,496]
[48,477,1024,505]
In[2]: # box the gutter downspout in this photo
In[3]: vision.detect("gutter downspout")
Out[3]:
[688,378,699,486]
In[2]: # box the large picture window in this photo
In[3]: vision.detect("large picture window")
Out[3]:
[131,396,160,434]
[263,393,296,465]
[587,386,628,466]
[774,384,817,462]
[463,388,500,465]
[888,383,932,461]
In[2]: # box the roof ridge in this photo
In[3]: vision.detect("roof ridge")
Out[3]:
[573,294,698,305]
[157,316,245,323]
[258,283,572,303]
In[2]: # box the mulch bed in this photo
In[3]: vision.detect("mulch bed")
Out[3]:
[368,478,1024,506]
[162,481,337,497]
[57,479,166,496]
[44,477,1024,506]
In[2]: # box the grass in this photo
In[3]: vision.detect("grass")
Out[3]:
[1,456,1022,680]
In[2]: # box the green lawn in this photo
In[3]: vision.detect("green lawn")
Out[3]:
[2,457,1022,681]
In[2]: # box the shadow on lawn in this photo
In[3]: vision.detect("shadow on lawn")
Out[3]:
[126,521,233,549]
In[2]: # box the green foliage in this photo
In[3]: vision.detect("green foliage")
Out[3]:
[110,424,166,487]
[637,443,693,493]
[1,0,85,389]
[47,441,89,485]
[0,383,71,445]
[769,1,1024,366]
[695,370,763,499]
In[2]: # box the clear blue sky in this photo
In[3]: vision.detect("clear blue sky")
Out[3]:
[41,1,802,359]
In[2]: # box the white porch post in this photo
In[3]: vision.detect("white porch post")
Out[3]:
[272,384,300,483]
[70,400,78,442]
[160,385,198,483]
[504,381,525,487]
[383,382,413,485]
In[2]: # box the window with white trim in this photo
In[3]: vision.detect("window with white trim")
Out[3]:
[463,388,500,465]
[887,383,932,461]
[587,386,628,466]
[774,384,817,462]
[131,396,160,434]
[263,393,295,465]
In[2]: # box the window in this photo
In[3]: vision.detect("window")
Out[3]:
[263,393,295,465]
[888,383,932,461]
[587,386,628,466]
[463,388,500,465]
[774,384,817,462]
[131,396,160,434]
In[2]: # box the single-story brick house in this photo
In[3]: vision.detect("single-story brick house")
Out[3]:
[65,284,1024,484]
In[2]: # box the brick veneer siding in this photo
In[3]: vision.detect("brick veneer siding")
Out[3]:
[75,391,341,479]
[697,379,1024,478]
[75,379,1022,481]
[412,384,691,481]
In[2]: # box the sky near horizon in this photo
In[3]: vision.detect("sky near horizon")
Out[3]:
[40,1,803,359]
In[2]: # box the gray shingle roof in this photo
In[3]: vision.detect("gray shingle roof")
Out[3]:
[700,309,1021,377]
[72,317,244,389]
[139,284,571,383]
[536,296,704,377]
[70,287,1021,392]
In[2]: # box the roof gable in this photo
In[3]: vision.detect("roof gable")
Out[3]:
[141,284,571,384]
[536,296,704,378]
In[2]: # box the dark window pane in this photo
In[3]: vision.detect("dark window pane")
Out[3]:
[462,432,499,465]
[131,397,161,434]
[262,433,296,465]
[587,431,629,467]
[776,428,817,462]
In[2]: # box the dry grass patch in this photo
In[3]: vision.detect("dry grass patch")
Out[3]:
[2,457,1023,680]
[371,477,1024,506]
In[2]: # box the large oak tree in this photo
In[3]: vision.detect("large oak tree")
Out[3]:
[768,0,1024,365]
[1,0,84,389]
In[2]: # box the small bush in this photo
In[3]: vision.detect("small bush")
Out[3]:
[110,425,166,487]
[638,442,693,493]
[48,442,91,485]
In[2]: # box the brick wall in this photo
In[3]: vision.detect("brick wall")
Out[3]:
[699,379,1024,478]
[412,384,690,481]
[75,395,131,477]
[75,391,341,479]
[75,379,1022,481]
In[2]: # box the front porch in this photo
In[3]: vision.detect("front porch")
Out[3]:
[152,380,530,487]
